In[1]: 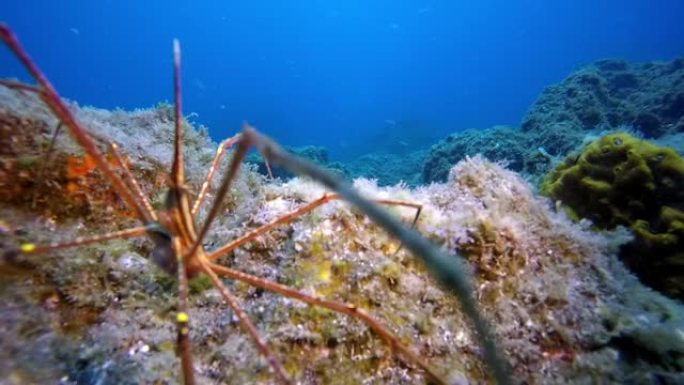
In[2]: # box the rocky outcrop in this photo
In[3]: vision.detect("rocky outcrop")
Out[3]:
[522,57,684,138]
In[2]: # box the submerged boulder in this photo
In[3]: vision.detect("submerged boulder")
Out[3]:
[522,57,684,138]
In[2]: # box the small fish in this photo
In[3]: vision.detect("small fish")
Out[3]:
[69,27,80,35]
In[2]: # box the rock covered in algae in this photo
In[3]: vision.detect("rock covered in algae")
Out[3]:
[521,57,684,138]
[540,132,684,300]
[1,83,684,384]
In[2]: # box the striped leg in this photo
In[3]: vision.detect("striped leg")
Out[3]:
[207,262,446,384]
[199,258,293,384]
[205,193,421,263]
[108,142,158,222]
[19,225,151,254]
[191,134,242,216]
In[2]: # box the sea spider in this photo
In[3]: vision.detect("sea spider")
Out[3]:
[0,24,509,384]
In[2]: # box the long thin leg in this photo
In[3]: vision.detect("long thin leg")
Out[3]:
[19,225,151,254]
[205,194,421,263]
[38,122,63,177]
[207,193,332,262]
[190,132,275,218]
[191,133,242,216]
[241,125,512,385]
[182,128,251,261]
[31,122,63,209]
[170,39,186,188]
[188,125,425,264]
[262,153,274,179]
[0,79,41,93]
[199,258,293,384]
[373,199,422,228]
[208,262,446,385]
[165,39,198,385]
[174,238,196,385]
[183,125,282,261]
[372,199,422,256]
[108,142,157,222]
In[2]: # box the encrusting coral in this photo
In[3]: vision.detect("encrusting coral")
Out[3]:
[540,132,684,300]
[2,82,684,384]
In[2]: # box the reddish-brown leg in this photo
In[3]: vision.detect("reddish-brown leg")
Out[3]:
[199,258,293,384]
[207,262,446,384]
[19,226,151,254]
[191,134,242,216]
[108,142,158,222]
[205,193,421,263]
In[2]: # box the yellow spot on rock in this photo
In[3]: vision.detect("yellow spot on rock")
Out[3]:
[318,263,331,282]
[20,243,36,253]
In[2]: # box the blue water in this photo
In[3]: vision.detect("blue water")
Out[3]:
[2,1,683,159]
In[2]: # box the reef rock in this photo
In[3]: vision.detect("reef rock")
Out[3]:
[2,83,684,385]
[522,57,684,138]
[540,133,684,300]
